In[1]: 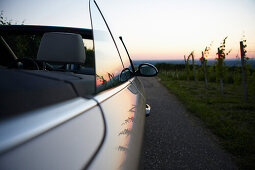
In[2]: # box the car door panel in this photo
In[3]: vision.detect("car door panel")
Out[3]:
[89,79,146,170]
[0,98,105,170]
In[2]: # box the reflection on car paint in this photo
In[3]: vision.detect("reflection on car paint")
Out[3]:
[121,117,134,126]
[91,81,145,170]
[117,104,135,169]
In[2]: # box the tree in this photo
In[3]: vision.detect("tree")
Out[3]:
[0,11,12,25]
[0,11,41,59]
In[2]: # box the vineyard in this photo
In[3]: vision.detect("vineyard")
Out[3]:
[155,38,255,169]
[157,63,255,99]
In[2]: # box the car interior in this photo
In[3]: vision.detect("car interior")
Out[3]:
[0,25,96,119]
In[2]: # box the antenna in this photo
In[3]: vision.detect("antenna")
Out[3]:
[119,36,135,72]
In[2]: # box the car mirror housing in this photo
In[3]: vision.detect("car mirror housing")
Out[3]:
[136,63,158,77]
[120,68,133,82]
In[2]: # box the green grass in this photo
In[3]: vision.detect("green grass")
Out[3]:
[158,72,255,170]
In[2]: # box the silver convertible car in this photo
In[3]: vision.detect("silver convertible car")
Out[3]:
[0,0,157,169]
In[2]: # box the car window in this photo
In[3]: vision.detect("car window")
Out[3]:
[90,1,125,93]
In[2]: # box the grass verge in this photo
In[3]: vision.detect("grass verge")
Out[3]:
[158,72,255,170]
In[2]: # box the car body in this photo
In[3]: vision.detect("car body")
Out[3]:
[0,0,157,169]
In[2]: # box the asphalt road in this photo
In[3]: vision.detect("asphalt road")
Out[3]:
[141,77,237,170]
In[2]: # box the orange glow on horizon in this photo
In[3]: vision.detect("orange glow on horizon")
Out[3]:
[131,46,255,60]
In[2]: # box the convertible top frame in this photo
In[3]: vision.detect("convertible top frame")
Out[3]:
[0,25,93,39]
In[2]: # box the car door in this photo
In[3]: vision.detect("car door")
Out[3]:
[0,96,106,170]
[88,1,146,169]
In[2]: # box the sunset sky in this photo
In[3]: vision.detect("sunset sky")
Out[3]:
[1,0,255,60]
[97,0,255,60]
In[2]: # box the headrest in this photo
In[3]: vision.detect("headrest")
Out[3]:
[37,32,86,64]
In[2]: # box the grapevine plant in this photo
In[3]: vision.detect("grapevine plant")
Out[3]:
[216,37,231,95]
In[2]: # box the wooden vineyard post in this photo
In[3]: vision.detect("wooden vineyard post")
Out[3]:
[184,55,190,81]
[240,41,247,102]
[218,48,224,95]
[202,51,208,88]
[191,52,197,81]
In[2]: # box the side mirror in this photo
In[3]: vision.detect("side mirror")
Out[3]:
[120,68,133,82]
[136,63,158,77]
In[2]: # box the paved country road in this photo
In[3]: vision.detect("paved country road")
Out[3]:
[141,77,237,170]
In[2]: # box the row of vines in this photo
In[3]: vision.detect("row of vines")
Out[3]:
[156,37,255,102]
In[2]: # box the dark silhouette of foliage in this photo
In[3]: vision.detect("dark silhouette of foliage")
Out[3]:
[3,34,41,59]
[84,48,95,67]
[0,11,11,25]
[155,63,185,71]
[216,36,231,95]
[1,11,41,59]
[200,42,213,88]
[240,35,250,102]
[190,51,197,81]
[241,34,249,64]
